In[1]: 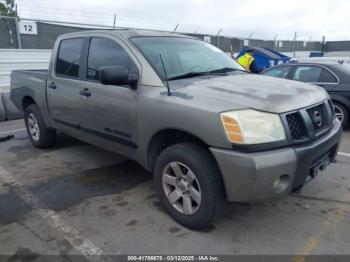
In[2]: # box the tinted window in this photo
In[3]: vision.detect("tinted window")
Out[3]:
[56,38,84,78]
[262,66,290,79]
[87,38,135,81]
[319,69,337,83]
[293,66,322,82]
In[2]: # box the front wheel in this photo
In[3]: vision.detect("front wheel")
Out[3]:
[154,143,224,229]
[24,104,56,148]
[333,102,349,128]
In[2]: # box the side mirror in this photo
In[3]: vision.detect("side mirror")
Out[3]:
[99,66,138,88]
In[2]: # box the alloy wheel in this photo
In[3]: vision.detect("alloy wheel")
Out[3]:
[162,162,202,215]
[28,113,40,141]
[334,104,344,123]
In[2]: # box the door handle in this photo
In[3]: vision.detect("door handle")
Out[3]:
[48,82,57,89]
[79,88,91,97]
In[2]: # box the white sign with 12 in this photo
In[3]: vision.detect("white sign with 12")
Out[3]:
[19,21,38,35]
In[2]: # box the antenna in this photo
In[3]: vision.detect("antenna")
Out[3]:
[159,54,171,96]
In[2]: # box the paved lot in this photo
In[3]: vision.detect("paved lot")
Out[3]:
[0,119,350,259]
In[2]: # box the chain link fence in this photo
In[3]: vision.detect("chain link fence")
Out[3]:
[1,15,349,54]
[0,16,20,49]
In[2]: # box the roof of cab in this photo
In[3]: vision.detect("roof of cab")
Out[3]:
[59,29,193,39]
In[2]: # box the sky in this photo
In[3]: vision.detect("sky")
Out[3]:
[15,0,350,41]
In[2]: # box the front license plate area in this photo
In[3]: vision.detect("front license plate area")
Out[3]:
[308,153,331,180]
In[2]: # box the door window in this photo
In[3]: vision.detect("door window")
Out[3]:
[292,66,322,82]
[319,69,337,83]
[87,37,135,81]
[56,38,84,78]
[262,66,290,79]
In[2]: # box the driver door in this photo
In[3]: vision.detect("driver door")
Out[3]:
[78,36,139,151]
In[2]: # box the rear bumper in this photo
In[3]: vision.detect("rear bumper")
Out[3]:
[210,119,342,202]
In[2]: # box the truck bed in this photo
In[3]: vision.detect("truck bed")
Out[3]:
[12,69,48,76]
[10,69,48,113]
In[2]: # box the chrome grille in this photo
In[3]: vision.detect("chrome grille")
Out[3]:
[328,100,335,118]
[286,112,307,140]
[284,100,333,142]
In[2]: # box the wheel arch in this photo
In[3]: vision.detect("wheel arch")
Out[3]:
[22,96,37,111]
[146,128,212,172]
[329,94,350,111]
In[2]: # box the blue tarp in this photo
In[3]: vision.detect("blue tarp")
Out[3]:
[236,47,291,73]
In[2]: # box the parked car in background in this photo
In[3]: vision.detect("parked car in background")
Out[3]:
[290,57,350,65]
[261,62,350,127]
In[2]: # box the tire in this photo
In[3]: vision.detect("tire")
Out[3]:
[24,104,56,148]
[333,102,349,128]
[154,143,224,229]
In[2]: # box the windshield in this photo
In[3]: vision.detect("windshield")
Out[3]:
[131,36,245,80]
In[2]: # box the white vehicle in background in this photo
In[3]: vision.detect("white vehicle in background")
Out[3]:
[291,57,350,64]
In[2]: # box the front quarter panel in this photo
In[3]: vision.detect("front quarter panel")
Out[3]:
[136,85,240,168]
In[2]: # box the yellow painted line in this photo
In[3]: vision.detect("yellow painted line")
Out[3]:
[293,238,319,262]
[292,191,350,261]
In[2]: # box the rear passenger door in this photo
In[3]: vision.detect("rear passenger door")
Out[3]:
[47,37,85,128]
[79,35,139,152]
[292,65,338,92]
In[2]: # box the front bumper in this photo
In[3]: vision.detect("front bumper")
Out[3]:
[210,119,342,202]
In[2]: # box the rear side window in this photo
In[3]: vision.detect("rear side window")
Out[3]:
[319,69,337,83]
[87,37,135,81]
[293,66,322,82]
[56,38,84,78]
[262,66,290,79]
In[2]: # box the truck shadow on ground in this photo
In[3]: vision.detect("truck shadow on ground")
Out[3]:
[8,132,85,155]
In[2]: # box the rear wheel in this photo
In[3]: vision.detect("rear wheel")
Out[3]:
[333,102,349,128]
[24,104,56,148]
[154,143,223,229]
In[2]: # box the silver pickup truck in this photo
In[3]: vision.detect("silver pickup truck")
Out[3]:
[10,30,342,229]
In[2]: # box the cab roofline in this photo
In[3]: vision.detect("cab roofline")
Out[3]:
[58,28,194,40]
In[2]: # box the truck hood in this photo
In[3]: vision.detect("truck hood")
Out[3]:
[174,74,329,113]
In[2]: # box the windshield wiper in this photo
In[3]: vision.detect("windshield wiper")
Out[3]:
[168,71,225,81]
[168,67,247,81]
[208,67,247,73]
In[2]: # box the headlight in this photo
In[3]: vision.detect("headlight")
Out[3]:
[220,109,286,144]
